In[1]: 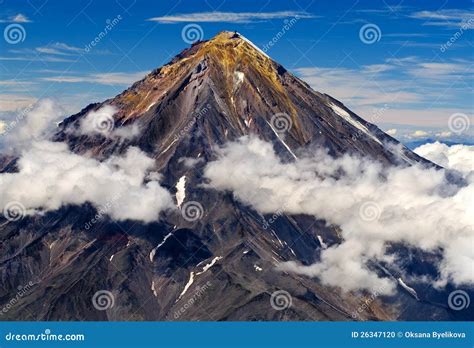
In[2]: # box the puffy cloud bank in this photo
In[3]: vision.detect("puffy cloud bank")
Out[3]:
[78,105,141,139]
[204,136,473,294]
[0,100,174,223]
[414,141,474,176]
[3,99,64,151]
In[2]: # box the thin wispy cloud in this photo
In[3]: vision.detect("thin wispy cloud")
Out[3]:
[0,13,32,23]
[356,5,409,15]
[407,61,474,80]
[410,9,474,28]
[0,55,75,63]
[0,94,37,112]
[36,42,83,56]
[0,80,35,87]
[41,71,149,85]
[2,47,80,62]
[147,11,315,23]
[384,33,429,38]
[1,43,108,64]
[295,56,473,127]
[0,80,35,94]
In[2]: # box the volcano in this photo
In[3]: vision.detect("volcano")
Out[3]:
[0,31,468,321]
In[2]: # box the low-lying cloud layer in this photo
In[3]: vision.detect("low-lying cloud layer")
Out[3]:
[0,100,174,223]
[414,141,474,176]
[204,136,473,294]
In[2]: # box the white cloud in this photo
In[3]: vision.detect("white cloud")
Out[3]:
[410,130,429,137]
[386,128,397,136]
[11,14,31,23]
[0,55,75,63]
[410,10,474,28]
[407,62,474,81]
[148,11,314,23]
[0,13,32,23]
[0,94,37,112]
[41,71,148,85]
[2,99,63,150]
[295,57,473,127]
[0,100,174,223]
[414,141,474,175]
[77,105,141,139]
[436,131,452,138]
[295,66,422,108]
[178,157,204,168]
[372,108,473,127]
[0,43,85,64]
[203,136,473,294]
[0,80,35,87]
[36,42,83,56]
[0,141,174,222]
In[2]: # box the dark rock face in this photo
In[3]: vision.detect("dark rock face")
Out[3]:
[0,32,467,321]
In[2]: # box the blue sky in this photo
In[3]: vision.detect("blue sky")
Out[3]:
[0,0,472,144]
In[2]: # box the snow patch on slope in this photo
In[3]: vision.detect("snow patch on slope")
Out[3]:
[237,33,270,59]
[149,232,173,262]
[397,278,419,300]
[317,235,328,249]
[328,102,382,145]
[265,120,298,159]
[175,175,186,208]
[178,256,222,300]
[178,272,195,300]
[198,256,222,275]
[234,71,245,88]
[151,280,158,297]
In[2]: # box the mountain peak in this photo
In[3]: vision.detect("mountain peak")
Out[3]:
[59,31,426,167]
[190,30,271,62]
